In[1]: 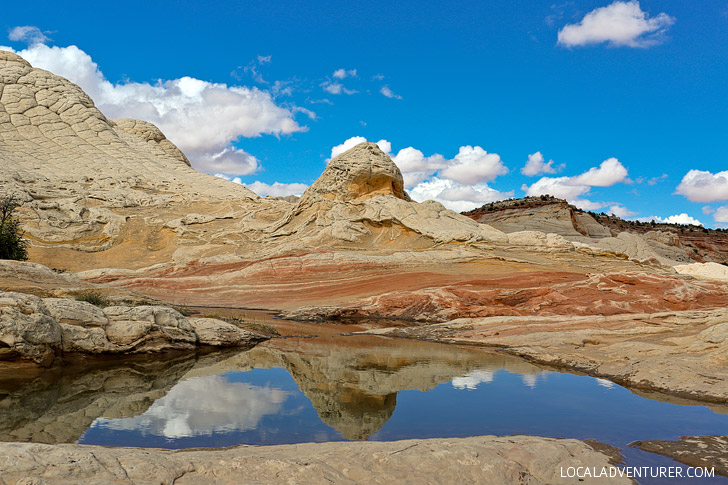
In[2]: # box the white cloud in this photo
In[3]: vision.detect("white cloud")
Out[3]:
[409,177,513,212]
[213,174,308,197]
[570,157,628,186]
[714,206,728,223]
[391,147,446,188]
[647,173,668,185]
[637,213,703,226]
[321,81,357,95]
[557,1,675,48]
[332,68,357,79]
[608,204,637,218]
[521,151,558,176]
[522,176,590,200]
[522,158,629,201]
[380,86,402,100]
[7,43,307,176]
[571,199,606,211]
[676,170,728,202]
[245,181,309,197]
[439,145,508,185]
[8,25,50,44]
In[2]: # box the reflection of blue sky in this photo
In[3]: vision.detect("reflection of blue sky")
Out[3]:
[93,375,291,439]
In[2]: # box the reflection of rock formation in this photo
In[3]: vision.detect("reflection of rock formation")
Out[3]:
[0,349,239,444]
[187,335,546,440]
[95,375,290,439]
[0,335,547,445]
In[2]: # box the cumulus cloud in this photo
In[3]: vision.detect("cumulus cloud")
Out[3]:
[332,68,357,79]
[522,158,629,201]
[571,199,606,211]
[380,86,403,100]
[439,146,509,185]
[557,1,675,48]
[714,206,728,223]
[521,151,559,176]
[7,42,307,175]
[390,146,447,187]
[408,177,513,212]
[328,137,511,211]
[570,158,629,186]
[637,213,703,226]
[213,174,308,197]
[8,25,50,44]
[675,170,728,202]
[608,204,637,218]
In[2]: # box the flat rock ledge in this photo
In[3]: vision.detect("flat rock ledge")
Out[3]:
[0,291,267,365]
[631,436,728,478]
[0,435,629,485]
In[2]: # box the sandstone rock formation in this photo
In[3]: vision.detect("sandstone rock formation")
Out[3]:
[465,196,728,266]
[0,290,267,365]
[0,436,629,485]
[3,49,728,407]
[269,142,507,248]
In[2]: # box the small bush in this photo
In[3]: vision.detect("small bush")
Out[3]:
[76,292,109,307]
[0,196,29,261]
[218,316,281,336]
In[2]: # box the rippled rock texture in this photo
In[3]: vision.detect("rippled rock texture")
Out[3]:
[0,436,629,485]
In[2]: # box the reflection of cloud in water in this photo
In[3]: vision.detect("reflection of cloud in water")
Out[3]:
[596,378,616,389]
[452,370,495,390]
[93,375,290,438]
[520,372,552,389]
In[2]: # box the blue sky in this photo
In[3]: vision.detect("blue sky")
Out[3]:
[2,1,728,226]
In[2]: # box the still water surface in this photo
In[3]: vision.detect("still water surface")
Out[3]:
[2,319,727,484]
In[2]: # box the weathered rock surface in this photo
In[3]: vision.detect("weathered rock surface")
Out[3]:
[363,308,728,403]
[270,142,508,248]
[284,270,728,322]
[631,436,728,478]
[675,261,728,281]
[465,196,728,266]
[0,436,629,485]
[0,291,267,364]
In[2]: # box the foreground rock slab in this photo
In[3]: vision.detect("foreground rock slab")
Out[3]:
[0,436,628,485]
[631,436,728,478]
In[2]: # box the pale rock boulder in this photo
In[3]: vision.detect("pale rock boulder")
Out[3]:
[507,231,574,251]
[0,291,268,364]
[189,317,260,346]
[0,292,61,365]
[675,262,728,281]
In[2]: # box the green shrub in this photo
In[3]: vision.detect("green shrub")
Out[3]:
[0,196,29,261]
[76,292,109,307]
